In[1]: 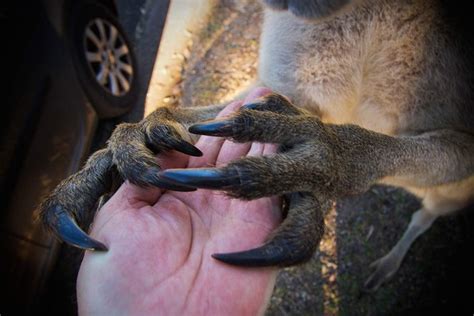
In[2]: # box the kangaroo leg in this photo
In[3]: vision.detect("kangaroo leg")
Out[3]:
[364,181,474,291]
[363,208,437,292]
[159,93,474,267]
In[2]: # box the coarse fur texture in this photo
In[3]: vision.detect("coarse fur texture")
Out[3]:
[39,0,474,291]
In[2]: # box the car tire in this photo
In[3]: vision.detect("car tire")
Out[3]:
[68,1,139,118]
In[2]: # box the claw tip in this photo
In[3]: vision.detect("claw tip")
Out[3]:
[211,249,278,267]
[189,120,234,137]
[51,207,108,251]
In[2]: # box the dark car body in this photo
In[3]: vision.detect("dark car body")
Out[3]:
[0,0,169,313]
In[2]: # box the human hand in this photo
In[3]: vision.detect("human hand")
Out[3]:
[77,88,282,315]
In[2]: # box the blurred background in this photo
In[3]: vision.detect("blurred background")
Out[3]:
[1,0,473,315]
[0,0,170,313]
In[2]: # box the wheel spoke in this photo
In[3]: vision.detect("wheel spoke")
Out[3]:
[86,51,102,63]
[97,66,109,85]
[109,25,118,48]
[109,72,119,95]
[115,44,129,56]
[95,19,107,42]
[117,61,133,75]
[116,70,130,92]
[85,28,101,48]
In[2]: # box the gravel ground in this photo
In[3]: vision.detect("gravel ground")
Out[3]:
[165,1,474,314]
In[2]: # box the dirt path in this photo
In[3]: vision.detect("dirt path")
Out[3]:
[166,1,474,314]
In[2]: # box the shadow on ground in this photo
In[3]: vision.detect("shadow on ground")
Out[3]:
[268,187,474,315]
[167,1,474,314]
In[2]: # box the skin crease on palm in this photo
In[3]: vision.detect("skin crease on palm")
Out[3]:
[77,88,283,315]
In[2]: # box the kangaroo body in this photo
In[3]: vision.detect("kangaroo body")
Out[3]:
[256,0,474,289]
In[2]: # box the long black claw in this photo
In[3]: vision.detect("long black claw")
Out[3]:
[212,247,285,267]
[142,168,197,191]
[188,120,234,137]
[50,207,108,251]
[152,178,198,192]
[169,139,203,157]
[213,193,325,267]
[212,241,302,267]
[158,168,240,189]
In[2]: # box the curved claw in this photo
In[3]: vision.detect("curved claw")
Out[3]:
[212,238,311,267]
[138,167,197,192]
[48,206,108,251]
[188,120,234,137]
[152,178,198,192]
[213,193,325,267]
[212,244,288,267]
[153,179,198,192]
[158,168,240,189]
[167,139,203,157]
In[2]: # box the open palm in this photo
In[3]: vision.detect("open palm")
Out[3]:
[77,90,282,315]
